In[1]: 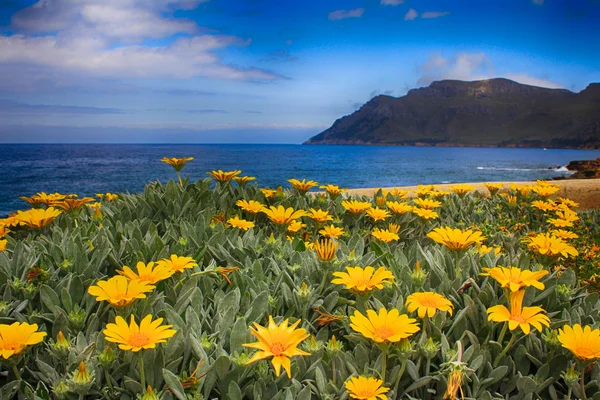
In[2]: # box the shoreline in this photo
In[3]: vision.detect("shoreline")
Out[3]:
[345,178,600,210]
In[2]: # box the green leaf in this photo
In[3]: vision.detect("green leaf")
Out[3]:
[228,381,243,400]
[517,376,537,394]
[163,369,187,400]
[39,285,60,314]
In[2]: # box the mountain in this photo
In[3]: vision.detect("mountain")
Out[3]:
[304,78,600,149]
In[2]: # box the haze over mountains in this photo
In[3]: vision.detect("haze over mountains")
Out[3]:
[304,79,600,149]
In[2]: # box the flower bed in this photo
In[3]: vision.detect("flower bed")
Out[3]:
[0,161,599,399]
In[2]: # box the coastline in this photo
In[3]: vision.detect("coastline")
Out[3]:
[345,178,600,210]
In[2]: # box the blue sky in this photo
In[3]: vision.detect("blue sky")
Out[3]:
[0,0,599,143]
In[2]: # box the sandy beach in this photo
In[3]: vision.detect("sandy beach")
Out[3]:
[346,178,600,210]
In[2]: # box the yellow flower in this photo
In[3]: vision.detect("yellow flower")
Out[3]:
[14,207,62,229]
[477,245,501,256]
[371,228,399,243]
[288,178,318,194]
[103,314,176,352]
[243,316,310,378]
[286,220,306,234]
[0,240,6,252]
[555,209,579,222]
[428,189,450,198]
[415,185,435,197]
[532,184,560,197]
[319,225,345,239]
[449,184,476,195]
[261,205,308,225]
[313,238,338,261]
[161,157,193,172]
[547,218,573,228]
[480,266,548,292]
[260,188,277,199]
[117,261,175,284]
[342,200,373,214]
[502,194,518,206]
[207,170,242,182]
[551,229,579,240]
[236,199,264,214]
[0,224,10,237]
[366,207,391,222]
[531,200,557,212]
[156,254,198,273]
[233,176,256,185]
[332,266,394,293]
[525,233,579,258]
[227,215,255,230]
[20,192,74,206]
[350,308,420,343]
[427,227,485,250]
[388,223,400,234]
[487,290,550,334]
[320,184,346,197]
[385,187,409,199]
[51,197,96,211]
[0,322,46,359]
[557,324,600,361]
[386,201,413,215]
[345,376,390,400]
[443,369,465,400]
[413,198,442,209]
[412,207,439,220]
[557,197,579,208]
[96,192,119,201]
[88,276,155,307]
[308,208,333,223]
[406,292,454,318]
[510,184,533,197]
[484,183,504,194]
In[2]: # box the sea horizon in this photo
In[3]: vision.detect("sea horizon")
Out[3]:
[2,143,599,216]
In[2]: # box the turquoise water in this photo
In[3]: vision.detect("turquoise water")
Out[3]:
[1,144,599,215]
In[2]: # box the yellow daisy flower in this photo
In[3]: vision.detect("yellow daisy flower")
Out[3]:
[116,261,175,284]
[243,316,310,378]
[371,228,399,243]
[406,292,454,318]
[386,201,413,215]
[332,266,394,293]
[350,308,420,343]
[14,207,62,229]
[307,208,333,223]
[103,314,176,352]
[427,227,485,250]
[558,324,600,361]
[160,157,193,172]
[345,376,390,400]
[207,170,242,182]
[366,207,391,222]
[319,225,345,239]
[0,322,46,359]
[412,208,439,220]
[236,199,264,214]
[227,215,255,230]
[261,205,308,225]
[525,233,578,258]
[342,200,373,214]
[288,178,319,194]
[413,198,442,209]
[87,276,155,308]
[480,266,548,292]
[487,290,550,334]
[156,255,198,273]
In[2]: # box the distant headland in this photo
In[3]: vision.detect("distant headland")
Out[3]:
[304,78,600,149]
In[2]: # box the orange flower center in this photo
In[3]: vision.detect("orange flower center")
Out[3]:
[419,298,439,308]
[375,326,394,340]
[575,345,596,358]
[511,315,527,324]
[2,340,20,351]
[354,279,373,289]
[128,332,150,347]
[270,342,286,356]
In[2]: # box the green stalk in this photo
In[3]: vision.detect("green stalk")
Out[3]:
[381,349,387,383]
[11,364,21,381]
[139,355,146,389]
[580,365,588,400]
[104,368,113,391]
[177,171,182,186]
[421,317,429,342]
[393,359,407,395]
[497,322,508,344]
[494,334,516,367]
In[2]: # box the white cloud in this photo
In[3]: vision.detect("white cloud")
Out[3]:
[1,0,282,84]
[417,52,564,89]
[381,0,404,5]
[328,8,365,21]
[421,11,450,19]
[404,9,418,20]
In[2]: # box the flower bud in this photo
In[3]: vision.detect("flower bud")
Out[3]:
[325,335,343,355]
[397,338,415,359]
[542,330,561,349]
[69,361,94,395]
[303,335,323,353]
[231,352,252,366]
[556,284,573,301]
[52,381,70,400]
[200,334,214,351]
[294,282,312,300]
[99,346,116,368]
[53,331,71,358]
[68,309,86,331]
[411,261,428,288]
[421,337,440,360]
[561,365,580,388]
[140,386,159,400]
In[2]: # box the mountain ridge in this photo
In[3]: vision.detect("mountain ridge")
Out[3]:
[304,78,600,149]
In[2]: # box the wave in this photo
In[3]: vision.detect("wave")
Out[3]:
[476,166,573,173]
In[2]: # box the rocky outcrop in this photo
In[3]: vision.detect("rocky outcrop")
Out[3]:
[567,158,600,179]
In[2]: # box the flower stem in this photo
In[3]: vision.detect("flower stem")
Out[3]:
[393,359,407,396]
[497,322,508,344]
[580,365,588,400]
[11,364,21,381]
[381,349,387,383]
[139,355,146,389]
[177,171,182,186]
[494,334,516,367]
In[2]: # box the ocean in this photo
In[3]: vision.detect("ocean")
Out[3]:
[2,144,599,215]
